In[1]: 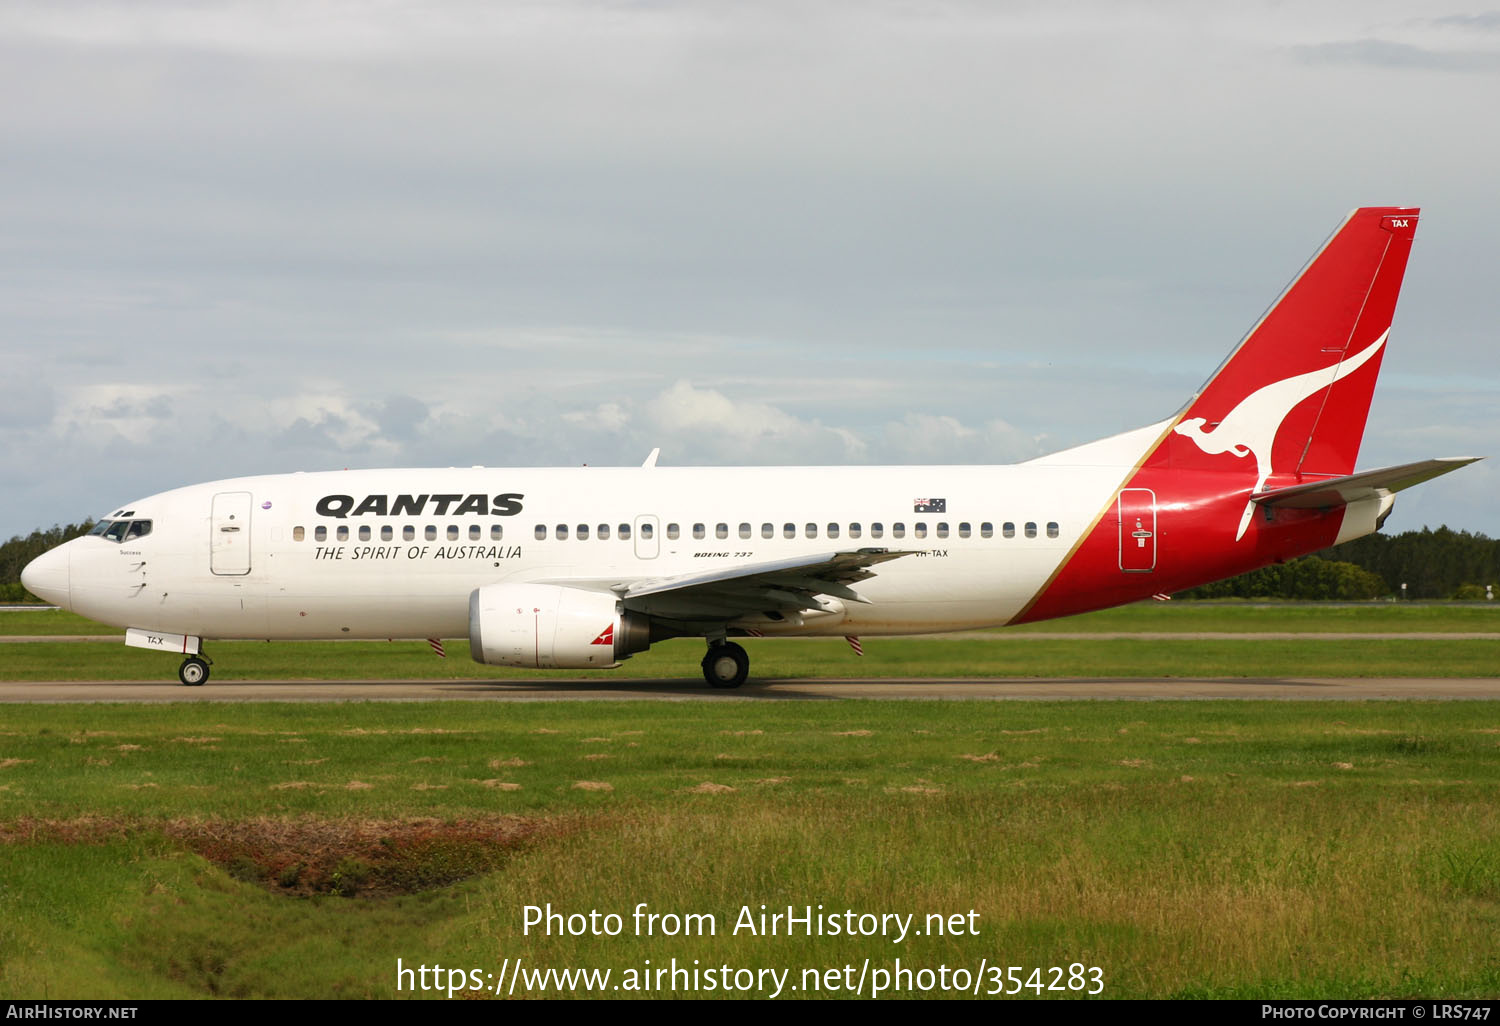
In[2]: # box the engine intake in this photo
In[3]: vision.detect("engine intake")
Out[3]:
[468,582,651,669]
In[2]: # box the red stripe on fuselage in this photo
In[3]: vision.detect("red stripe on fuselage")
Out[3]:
[1012,469,1344,624]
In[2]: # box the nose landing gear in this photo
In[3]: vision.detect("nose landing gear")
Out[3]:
[178,654,212,687]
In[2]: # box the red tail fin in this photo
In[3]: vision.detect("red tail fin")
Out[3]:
[1015,208,1425,625]
[1167,208,1418,496]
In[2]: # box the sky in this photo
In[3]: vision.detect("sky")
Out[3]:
[3,0,1497,540]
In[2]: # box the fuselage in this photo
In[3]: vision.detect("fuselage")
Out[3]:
[26,417,1370,643]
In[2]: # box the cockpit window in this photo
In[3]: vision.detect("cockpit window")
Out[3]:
[91,519,151,543]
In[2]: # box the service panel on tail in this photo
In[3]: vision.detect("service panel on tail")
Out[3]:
[21,207,1479,687]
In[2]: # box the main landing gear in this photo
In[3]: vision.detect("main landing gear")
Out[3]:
[177,654,211,687]
[702,642,750,690]
[701,641,750,689]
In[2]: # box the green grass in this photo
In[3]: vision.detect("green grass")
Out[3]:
[2,700,1499,998]
[5,601,1500,639]
[2,634,1497,681]
[0,609,120,635]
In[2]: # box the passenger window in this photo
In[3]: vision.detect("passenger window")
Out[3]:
[892,523,905,539]
[336,525,349,542]
[469,525,481,541]
[382,526,394,541]
[293,526,305,542]
[640,523,653,540]
[914,523,927,539]
[739,523,751,540]
[784,523,795,539]
[314,526,327,542]
[491,525,503,541]
[826,522,840,539]
[1003,522,1015,538]
[446,525,459,541]
[762,523,774,539]
[359,526,371,541]
[849,523,861,539]
[425,525,437,541]
[555,524,568,540]
[714,523,727,540]
[667,523,680,540]
[958,523,970,539]
[403,526,415,541]
[1025,522,1037,538]
[577,524,590,540]
[936,523,949,539]
[534,524,547,541]
[1047,522,1060,539]
[598,524,610,540]
[981,522,993,538]
[618,523,631,540]
[805,523,817,538]
[870,522,883,539]
[693,523,706,540]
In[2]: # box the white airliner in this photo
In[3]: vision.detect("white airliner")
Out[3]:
[21,207,1478,688]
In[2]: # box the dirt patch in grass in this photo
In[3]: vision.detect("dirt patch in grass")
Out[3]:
[184,816,552,897]
[1,814,553,898]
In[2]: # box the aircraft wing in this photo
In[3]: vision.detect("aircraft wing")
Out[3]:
[536,549,914,621]
[1250,457,1481,510]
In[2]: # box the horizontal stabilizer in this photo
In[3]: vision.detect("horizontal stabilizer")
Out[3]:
[1250,457,1481,510]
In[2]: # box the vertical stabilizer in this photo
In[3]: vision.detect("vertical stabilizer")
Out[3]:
[1167,207,1418,536]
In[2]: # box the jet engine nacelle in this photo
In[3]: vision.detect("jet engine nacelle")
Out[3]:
[468,582,651,669]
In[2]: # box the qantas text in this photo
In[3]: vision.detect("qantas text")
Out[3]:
[315,493,524,519]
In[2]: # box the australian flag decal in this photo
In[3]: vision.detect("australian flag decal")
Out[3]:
[913,498,946,513]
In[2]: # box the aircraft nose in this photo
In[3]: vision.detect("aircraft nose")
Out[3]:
[20,545,70,608]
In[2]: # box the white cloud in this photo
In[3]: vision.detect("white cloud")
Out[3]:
[879,413,1046,465]
[563,401,631,433]
[642,381,867,464]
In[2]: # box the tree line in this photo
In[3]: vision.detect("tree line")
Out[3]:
[0,521,94,602]
[1,520,1496,603]
[1180,526,1499,600]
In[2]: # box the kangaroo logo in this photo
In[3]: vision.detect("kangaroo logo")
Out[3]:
[1173,329,1388,540]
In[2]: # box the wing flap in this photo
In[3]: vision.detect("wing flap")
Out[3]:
[527,548,915,623]
[1251,457,1480,510]
[620,548,912,600]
